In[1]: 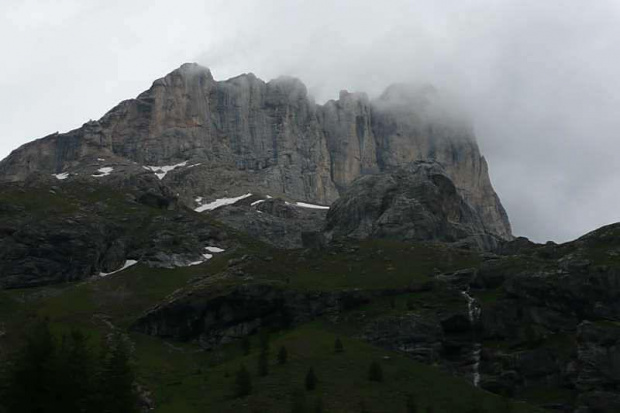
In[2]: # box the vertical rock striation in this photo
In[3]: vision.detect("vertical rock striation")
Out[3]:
[0,63,512,239]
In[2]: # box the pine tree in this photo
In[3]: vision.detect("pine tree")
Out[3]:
[99,333,139,413]
[259,330,270,352]
[4,318,58,413]
[3,320,139,413]
[334,338,344,353]
[368,361,383,382]
[56,329,97,412]
[277,345,288,365]
[258,348,269,377]
[406,394,418,413]
[234,365,252,398]
[242,336,251,355]
[305,367,317,391]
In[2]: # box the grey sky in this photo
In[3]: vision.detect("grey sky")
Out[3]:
[1,0,619,243]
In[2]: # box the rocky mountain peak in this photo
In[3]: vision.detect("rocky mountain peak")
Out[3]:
[0,63,512,240]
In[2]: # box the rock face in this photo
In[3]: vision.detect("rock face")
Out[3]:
[0,63,511,240]
[210,197,328,249]
[132,282,370,349]
[325,161,502,250]
[0,177,230,288]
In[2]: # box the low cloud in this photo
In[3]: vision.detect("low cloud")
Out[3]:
[1,0,619,242]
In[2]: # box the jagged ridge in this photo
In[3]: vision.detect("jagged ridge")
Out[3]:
[0,63,512,239]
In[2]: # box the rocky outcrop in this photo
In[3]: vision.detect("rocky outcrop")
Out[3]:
[131,282,370,349]
[210,197,328,249]
[0,177,230,288]
[0,63,511,240]
[324,161,503,250]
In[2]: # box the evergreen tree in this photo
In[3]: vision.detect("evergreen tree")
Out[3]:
[234,365,252,398]
[99,333,139,413]
[368,361,383,382]
[334,338,344,353]
[259,330,270,352]
[3,319,139,413]
[277,345,288,365]
[406,394,418,413]
[305,367,317,391]
[258,348,269,377]
[56,329,97,412]
[242,336,251,355]
[4,318,58,413]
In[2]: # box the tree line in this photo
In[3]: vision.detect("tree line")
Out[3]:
[0,318,139,413]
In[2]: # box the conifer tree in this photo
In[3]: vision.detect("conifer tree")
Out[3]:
[99,333,139,413]
[56,329,96,412]
[242,336,251,355]
[4,318,58,413]
[334,338,344,353]
[368,360,383,382]
[258,348,269,377]
[277,345,288,365]
[259,330,270,352]
[235,365,252,398]
[305,367,317,391]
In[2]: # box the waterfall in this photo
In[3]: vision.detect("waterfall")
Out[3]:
[461,290,481,387]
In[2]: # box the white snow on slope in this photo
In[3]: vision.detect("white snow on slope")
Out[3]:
[53,173,69,180]
[99,260,138,277]
[251,199,265,206]
[143,161,188,180]
[186,246,225,266]
[285,201,330,210]
[93,167,113,177]
[205,246,225,253]
[195,193,253,212]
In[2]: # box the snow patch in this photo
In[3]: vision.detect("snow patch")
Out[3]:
[205,246,225,253]
[93,167,113,177]
[187,163,202,169]
[99,260,138,277]
[195,193,253,212]
[185,247,223,267]
[285,201,330,210]
[97,158,105,162]
[143,161,188,180]
[251,199,265,206]
[52,173,69,180]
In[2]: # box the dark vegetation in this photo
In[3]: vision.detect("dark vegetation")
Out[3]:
[7,182,620,411]
[0,318,138,413]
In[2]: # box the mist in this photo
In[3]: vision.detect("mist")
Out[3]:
[1,0,619,243]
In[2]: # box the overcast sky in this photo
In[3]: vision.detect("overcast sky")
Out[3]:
[1,0,619,243]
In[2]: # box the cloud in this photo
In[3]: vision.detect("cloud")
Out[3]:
[1,0,619,242]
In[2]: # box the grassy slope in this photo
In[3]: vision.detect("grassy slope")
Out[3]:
[135,323,539,413]
[0,238,544,413]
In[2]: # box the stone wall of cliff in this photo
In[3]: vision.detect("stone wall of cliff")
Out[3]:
[0,63,512,239]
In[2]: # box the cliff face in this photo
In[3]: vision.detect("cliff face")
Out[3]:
[0,63,512,239]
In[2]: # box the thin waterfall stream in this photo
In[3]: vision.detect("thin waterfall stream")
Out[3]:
[461,290,481,387]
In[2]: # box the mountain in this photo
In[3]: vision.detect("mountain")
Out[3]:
[0,63,511,240]
[10,64,609,413]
